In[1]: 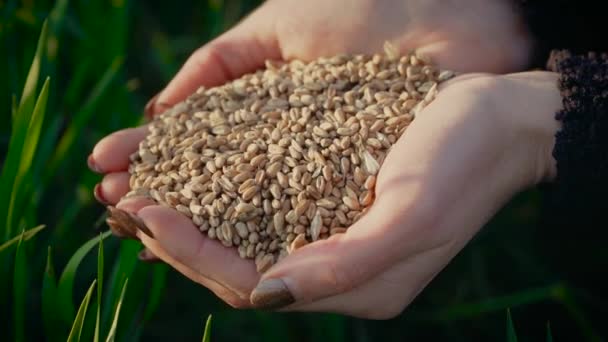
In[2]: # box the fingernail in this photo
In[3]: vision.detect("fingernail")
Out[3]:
[94,184,109,205]
[154,102,172,114]
[87,154,103,173]
[106,217,138,240]
[106,205,155,239]
[138,248,161,263]
[144,93,171,120]
[250,278,295,310]
[144,92,161,120]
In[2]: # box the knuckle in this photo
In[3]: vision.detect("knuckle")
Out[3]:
[325,262,353,293]
[185,40,237,82]
[212,287,251,309]
[223,296,250,309]
[323,247,356,294]
[187,43,220,69]
[187,46,214,70]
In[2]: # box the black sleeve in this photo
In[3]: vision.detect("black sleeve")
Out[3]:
[537,51,608,288]
[517,1,608,301]
[517,0,608,68]
[516,0,608,217]
[543,50,608,219]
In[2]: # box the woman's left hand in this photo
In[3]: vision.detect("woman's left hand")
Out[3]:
[90,71,563,318]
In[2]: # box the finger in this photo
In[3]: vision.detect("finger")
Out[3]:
[249,191,426,310]
[137,248,162,263]
[114,197,250,307]
[94,172,131,205]
[406,36,528,74]
[501,70,559,83]
[90,126,148,173]
[149,14,280,115]
[134,204,260,297]
[141,234,252,307]
[287,238,453,319]
[437,73,492,91]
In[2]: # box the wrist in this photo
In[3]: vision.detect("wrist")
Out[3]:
[493,72,563,187]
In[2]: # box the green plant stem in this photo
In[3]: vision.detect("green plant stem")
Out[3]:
[424,283,564,321]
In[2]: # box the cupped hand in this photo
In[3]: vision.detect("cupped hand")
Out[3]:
[145,0,533,118]
[89,71,562,318]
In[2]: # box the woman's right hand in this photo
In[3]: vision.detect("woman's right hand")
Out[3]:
[91,71,563,317]
[145,0,534,117]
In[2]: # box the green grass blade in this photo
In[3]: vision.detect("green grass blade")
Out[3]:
[12,230,27,342]
[202,315,212,342]
[506,309,518,342]
[48,0,70,62]
[5,77,50,234]
[57,231,111,324]
[49,0,70,25]
[11,94,17,120]
[94,236,104,342]
[143,264,168,322]
[425,283,562,321]
[67,280,97,342]
[17,20,46,114]
[101,240,139,327]
[556,287,601,341]
[104,278,129,342]
[47,56,124,175]
[42,246,60,342]
[62,60,92,108]
[30,114,63,180]
[17,76,50,176]
[546,322,553,342]
[0,224,45,254]
[0,21,48,240]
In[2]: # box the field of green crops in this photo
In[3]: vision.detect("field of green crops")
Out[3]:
[1,1,606,341]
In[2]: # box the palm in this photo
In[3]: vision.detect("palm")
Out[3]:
[259,75,508,316]
[269,0,531,73]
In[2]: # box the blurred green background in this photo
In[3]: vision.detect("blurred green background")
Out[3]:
[1,0,606,341]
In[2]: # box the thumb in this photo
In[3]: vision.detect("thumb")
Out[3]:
[146,15,280,117]
[249,195,409,310]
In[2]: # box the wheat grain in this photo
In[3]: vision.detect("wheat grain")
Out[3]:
[125,43,452,273]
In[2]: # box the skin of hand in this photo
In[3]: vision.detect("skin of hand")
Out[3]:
[90,71,563,318]
[86,0,551,318]
[143,0,533,118]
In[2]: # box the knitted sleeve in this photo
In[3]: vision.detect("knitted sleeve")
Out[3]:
[545,51,608,216]
[515,0,608,217]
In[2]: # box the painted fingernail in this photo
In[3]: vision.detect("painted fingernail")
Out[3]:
[154,102,172,114]
[106,205,155,239]
[250,278,295,310]
[94,184,109,205]
[106,217,138,240]
[87,154,103,173]
[144,92,161,120]
[144,93,172,120]
[138,248,161,263]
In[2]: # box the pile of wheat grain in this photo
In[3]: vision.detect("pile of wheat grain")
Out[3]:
[125,43,453,272]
